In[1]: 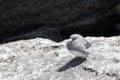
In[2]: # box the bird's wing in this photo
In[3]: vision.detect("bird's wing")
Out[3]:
[67,41,87,53]
[84,39,91,49]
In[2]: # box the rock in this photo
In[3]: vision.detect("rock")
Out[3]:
[115,3,120,33]
[0,36,120,80]
[0,0,119,41]
[2,27,63,43]
[115,23,120,32]
[115,3,120,15]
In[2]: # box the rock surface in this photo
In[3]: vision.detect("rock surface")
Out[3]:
[0,0,119,42]
[0,36,120,80]
[2,27,63,43]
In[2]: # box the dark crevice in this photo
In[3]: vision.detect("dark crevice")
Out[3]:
[61,13,120,39]
[0,9,120,43]
[0,24,45,43]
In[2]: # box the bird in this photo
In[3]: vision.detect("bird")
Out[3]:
[67,34,91,58]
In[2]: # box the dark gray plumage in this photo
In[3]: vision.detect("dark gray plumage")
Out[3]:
[67,34,91,58]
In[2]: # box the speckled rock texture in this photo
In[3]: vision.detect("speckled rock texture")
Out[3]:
[0,36,120,80]
[0,0,119,42]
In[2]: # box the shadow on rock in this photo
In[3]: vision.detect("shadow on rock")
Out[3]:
[57,57,86,72]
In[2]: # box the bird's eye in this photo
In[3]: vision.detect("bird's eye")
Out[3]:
[72,38,76,41]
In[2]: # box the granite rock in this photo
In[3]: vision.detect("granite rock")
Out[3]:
[0,36,120,80]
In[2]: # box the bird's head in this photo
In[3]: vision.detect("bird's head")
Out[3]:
[70,34,81,42]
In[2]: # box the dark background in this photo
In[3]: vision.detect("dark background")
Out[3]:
[0,0,120,43]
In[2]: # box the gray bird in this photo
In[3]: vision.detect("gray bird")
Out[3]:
[67,34,91,58]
